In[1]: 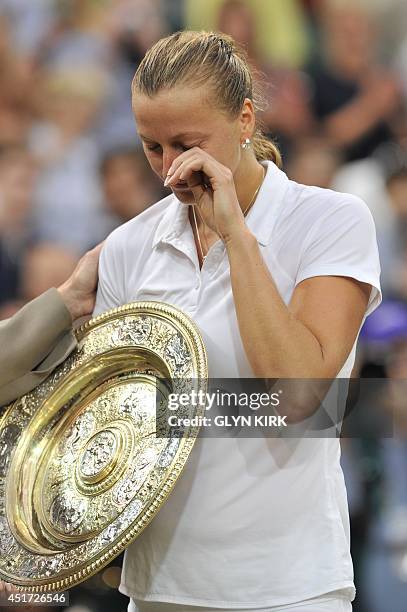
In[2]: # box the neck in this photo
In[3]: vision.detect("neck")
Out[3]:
[189,156,266,246]
[234,156,265,214]
[191,156,266,232]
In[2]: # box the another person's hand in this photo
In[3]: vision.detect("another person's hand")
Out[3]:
[57,242,104,321]
[0,579,19,595]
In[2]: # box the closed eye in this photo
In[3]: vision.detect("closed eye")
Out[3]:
[145,143,201,153]
[146,144,162,152]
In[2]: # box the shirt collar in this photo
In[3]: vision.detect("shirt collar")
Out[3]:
[245,160,290,246]
[152,195,189,249]
[152,160,290,249]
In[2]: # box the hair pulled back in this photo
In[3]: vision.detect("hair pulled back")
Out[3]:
[132,30,282,167]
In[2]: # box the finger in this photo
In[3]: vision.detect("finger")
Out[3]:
[90,241,105,255]
[167,157,211,202]
[167,156,204,186]
[165,149,197,183]
[182,155,228,192]
[83,241,104,262]
[168,153,219,187]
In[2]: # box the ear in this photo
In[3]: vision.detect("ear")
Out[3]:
[239,98,256,140]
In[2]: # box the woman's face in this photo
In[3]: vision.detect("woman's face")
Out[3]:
[132,85,245,203]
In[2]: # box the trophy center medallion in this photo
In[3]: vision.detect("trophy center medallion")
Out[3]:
[78,429,119,484]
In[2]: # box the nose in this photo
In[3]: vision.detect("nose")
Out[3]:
[162,149,180,181]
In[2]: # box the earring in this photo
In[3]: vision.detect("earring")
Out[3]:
[241,138,251,150]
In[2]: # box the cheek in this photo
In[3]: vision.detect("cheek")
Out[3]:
[143,151,162,178]
[214,130,241,169]
[216,141,240,173]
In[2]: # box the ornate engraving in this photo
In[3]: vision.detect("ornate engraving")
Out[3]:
[165,333,190,367]
[112,317,152,346]
[79,430,117,479]
[158,438,180,468]
[36,557,63,578]
[59,411,96,456]
[119,386,156,423]
[112,478,134,507]
[0,516,14,555]
[49,493,88,534]
[0,424,20,476]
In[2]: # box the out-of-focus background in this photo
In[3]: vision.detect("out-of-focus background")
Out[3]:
[0,0,406,610]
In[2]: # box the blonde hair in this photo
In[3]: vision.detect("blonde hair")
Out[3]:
[132,30,282,168]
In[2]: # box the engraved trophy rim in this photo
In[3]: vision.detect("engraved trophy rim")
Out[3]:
[0,301,208,592]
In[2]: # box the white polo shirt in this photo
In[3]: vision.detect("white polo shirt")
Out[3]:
[94,161,381,608]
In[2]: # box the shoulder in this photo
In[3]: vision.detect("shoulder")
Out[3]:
[95,193,177,308]
[278,179,375,240]
[265,176,379,289]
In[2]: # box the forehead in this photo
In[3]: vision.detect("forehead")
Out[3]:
[132,86,232,139]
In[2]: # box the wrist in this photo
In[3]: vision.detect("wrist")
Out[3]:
[224,225,257,251]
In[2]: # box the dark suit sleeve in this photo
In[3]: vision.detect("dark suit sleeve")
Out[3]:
[0,288,77,407]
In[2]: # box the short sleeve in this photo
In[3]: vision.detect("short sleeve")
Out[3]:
[93,231,125,316]
[296,195,381,316]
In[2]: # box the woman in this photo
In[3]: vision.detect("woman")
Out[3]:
[94,31,381,612]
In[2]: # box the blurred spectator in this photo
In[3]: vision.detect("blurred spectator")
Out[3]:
[0,145,37,306]
[387,168,407,241]
[216,0,314,159]
[396,37,407,101]
[29,66,112,253]
[100,147,164,224]
[41,0,113,69]
[0,242,80,320]
[93,0,170,151]
[307,0,402,162]
[369,0,407,63]
[369,168,407,297]
[357,300,407,612]
[286,137,342,188]
[382,169,407,298]
[0,0,56,59]
[186,0,310,69]
[106,0,169,68]
[0,16,38,147]
[0,146,36,244]
[20,243,79,302]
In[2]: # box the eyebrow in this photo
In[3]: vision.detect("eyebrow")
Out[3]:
[139,131,207,142]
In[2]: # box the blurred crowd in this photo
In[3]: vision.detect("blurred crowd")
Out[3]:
[0,1,406,611]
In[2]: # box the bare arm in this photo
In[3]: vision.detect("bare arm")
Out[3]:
[321,74,400,146]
